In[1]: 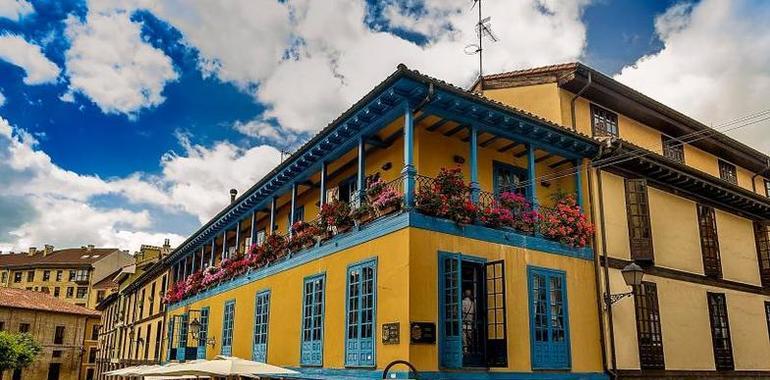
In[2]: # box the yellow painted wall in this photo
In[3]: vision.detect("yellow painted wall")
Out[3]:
[608,270,770,371]
[597,171,631,260]
[483,84,564,126]
[169,229,411,369]
[715,210,761,286]
[647,188,703,274]
[408,228,603,373]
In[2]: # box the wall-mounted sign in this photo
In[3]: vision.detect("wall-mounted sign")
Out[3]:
[410,322,436,344]
[382,322,400,345]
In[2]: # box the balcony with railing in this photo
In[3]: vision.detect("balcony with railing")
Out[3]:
[163,66,598,307]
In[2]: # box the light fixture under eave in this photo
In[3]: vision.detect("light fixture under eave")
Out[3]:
[621,262,644,287]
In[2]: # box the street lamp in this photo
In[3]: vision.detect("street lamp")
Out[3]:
[605,263,644,307]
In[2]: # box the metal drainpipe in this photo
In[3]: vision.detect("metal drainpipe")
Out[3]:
[751,158,770,193]
[571,71,592,131]
[587,147,613,379]
[596,168,619,379]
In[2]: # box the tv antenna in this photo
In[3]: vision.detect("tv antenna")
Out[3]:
[464,0,498,95]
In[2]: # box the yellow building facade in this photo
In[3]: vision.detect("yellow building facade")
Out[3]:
[163,65,605,379]
[94,243,172,380]
[478,63,770,378]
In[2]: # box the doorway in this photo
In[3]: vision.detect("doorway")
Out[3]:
[439,253,507,369]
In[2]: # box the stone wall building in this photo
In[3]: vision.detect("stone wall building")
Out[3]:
[0,287,100,380]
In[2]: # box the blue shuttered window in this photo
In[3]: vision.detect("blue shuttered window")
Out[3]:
[345,260,377,367]
[528,267,570,370]
[301,274,325,366]
[252,290,271,363]
[196,308,209,360]
[439,253,462,368]
[221,300,235,356]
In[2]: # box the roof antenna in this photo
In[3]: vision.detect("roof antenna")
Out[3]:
[464,0,498,96]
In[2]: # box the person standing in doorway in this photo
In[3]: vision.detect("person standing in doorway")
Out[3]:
[462,289,476,353]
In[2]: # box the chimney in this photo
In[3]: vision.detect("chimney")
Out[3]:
[230,188,238,203]
[43,245,54,256]
[87,244,94,252]
[27,247,37,256]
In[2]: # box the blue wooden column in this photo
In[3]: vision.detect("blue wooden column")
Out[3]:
[357,137,366,204]
[200,246,205,269]
[575,159,584,209]
[469,125,480,203]
[527,144,538,209]
[320,162,327,207]
[401,102,416,208]
[235,220,241,255]
[269,197,277,234]
[249,210,257,247]
[289,184,297,235]
[190,252,195,274]
[209,240,215,266]
[222,230,228,260]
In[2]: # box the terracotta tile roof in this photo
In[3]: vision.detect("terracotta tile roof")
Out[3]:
[0,287,100,317]
[480,62,578,81]
[0,247,121,269]
[91,268,123,289]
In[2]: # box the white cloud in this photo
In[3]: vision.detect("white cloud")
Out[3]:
[0,34,60,84]
[615,0,770,152]
[86,0,588,133]
[64,10,178,117]
[0,116,282,252]
[0,90,5,107]
[160,134,282,223]
[256,0,589,133]
[0,0,34,21]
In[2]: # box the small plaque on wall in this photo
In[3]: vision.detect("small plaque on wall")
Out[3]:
[382,322,400,345]
[409,322,436,344]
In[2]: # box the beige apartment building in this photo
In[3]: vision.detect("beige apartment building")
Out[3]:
[0,287,100,380]
[477,62,770,378]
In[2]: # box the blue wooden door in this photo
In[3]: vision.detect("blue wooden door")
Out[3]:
[166,315,175,361]
[528,267,570,370]
[176,313,188,361]
[252,291,270,362]
[439,253,462,368]
[196,308,209,360]
[345,261,376,367]
[301,275,325,366]
[221,300,235,356]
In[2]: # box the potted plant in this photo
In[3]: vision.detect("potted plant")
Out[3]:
[498,191,539,234]
[350,202,374,225]
[288,221,320,251]
[371,186,403,216]
[416,167,477,225]
[478,204,514,228]
[319,199,353,235]
[538,193,594,248]
[261,233,288,263]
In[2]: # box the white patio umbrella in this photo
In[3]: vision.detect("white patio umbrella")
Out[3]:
[104,365,160,377]
[141,356,298,378]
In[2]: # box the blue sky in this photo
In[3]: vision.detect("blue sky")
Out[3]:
[0,0,767,252]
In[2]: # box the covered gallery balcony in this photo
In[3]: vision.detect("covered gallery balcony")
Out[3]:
[162,65,599,306]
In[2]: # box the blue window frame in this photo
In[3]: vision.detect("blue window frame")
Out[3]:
[439,253,462,368]
[300,274,325,366]
[176,313,188,361]
[166,315,175,361]
[492,161,528,198]
[345,260,377,367]
[528,266,570,370]
[221,300,235,356]
[252,290,271,363]
[196,307,209,360]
